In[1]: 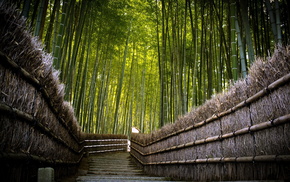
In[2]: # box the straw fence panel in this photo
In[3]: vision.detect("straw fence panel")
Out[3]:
[0,3,79,181]
[0,64,81,160]
[130,46,290,181]
[221,107,251,134]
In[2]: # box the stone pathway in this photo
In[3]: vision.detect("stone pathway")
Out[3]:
[76,152,175,182]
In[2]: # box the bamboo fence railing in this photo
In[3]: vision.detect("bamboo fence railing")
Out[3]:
[83,139,129,154]
[131,114,290,157]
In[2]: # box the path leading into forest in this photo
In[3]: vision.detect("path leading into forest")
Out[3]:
[76,152,175,182]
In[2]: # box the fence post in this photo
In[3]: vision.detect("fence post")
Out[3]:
[38,167,54,182]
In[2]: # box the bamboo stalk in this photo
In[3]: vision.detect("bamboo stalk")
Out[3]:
[130,114,290,156]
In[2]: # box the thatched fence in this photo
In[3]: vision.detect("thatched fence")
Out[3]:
[130,46,290,181]
[0,3,128,181]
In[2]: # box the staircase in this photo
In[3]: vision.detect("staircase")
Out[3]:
[76,152,175,182]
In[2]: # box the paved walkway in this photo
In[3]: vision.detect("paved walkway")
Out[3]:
[76,152,174,182]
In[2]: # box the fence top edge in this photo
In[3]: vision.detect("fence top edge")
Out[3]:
[84,139,128,142]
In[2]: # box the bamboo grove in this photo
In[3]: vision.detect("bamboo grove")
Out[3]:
[8,0,290,134]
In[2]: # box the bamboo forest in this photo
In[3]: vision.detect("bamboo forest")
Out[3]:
[9,0,290,135]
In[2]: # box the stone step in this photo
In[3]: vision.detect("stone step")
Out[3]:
[87,171,145,176]
[76,152,174,182]
[76,175,174,182]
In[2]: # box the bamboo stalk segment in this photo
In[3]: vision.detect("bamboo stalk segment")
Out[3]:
[254,155,276,162]
[84,144,128,148]
[246,87,268,104]
[205,135,220,143]
[194,139,206,145]
[206,157,221,163]
[276,155,290,161]
[223,157,237,163]
[236,156,254,162]
[273,114,290,125]
[249,121,272,131]
[221,132,234,139]
[184,141,194,147]
[195,158,208,163]
[268,72,290,91]
[193,120,206,128]
[234,127,249,136]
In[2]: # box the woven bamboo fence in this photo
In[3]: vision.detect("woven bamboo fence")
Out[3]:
[0,3,128,181]
[130,46,290,181]
[81,133,129,154]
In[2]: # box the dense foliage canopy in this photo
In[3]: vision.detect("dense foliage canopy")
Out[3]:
[9,0,290,134]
